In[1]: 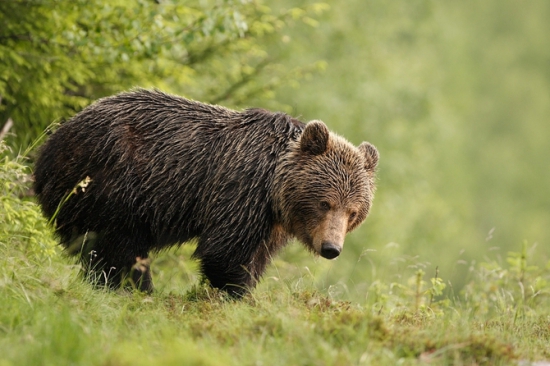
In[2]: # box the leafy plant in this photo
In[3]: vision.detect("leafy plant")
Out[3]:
[0,140,56,257]
[0,0,327,147]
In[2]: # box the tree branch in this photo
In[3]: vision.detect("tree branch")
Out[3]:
[209,58,271,105]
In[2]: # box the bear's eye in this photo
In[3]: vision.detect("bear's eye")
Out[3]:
[349,211,357,221]
[320,201,331,211]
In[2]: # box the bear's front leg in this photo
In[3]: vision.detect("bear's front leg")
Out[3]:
[199,257,256,298]
[194,223,280,297]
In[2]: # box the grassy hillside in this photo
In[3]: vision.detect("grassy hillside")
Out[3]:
[1,145,549,365]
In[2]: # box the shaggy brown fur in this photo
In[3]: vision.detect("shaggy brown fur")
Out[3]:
[33,89,378,296]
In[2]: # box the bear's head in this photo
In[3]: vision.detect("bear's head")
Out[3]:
[274,120,378,259]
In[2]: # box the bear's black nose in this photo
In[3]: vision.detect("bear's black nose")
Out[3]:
[320,242,341,259]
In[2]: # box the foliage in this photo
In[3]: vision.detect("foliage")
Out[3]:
[0,0,327,146]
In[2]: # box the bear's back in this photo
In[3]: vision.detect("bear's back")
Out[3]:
[34,89,305,248]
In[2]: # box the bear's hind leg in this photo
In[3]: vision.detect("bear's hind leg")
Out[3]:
[78,230,154,292]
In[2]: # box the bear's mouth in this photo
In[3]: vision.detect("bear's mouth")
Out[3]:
[300,233,317,254]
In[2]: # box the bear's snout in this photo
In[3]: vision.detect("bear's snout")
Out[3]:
[309,209,347,259]
[320,241,341,259]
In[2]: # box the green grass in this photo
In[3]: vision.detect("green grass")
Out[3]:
[1,144,549,366]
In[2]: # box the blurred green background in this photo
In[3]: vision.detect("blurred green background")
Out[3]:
[1,0,549,299]
[269,0,550,296]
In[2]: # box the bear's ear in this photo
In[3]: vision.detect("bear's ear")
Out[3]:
[358,142,379,171]
[300,120,329,155]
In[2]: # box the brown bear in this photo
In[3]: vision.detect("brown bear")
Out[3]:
[34,89,378,296]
